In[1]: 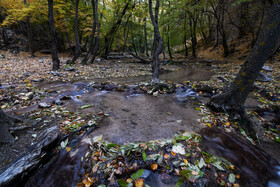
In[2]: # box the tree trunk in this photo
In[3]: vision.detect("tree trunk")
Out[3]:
[89,0,100,64]
[48,0,60,70]
[82,0,98,64]
[71,0,81,63]
[103,2,130,58]
[167,25,172,59]
[0,108,14,144]
[183,13,188,57]
[23,0,35,57]
[149,0,163,83]
[144,17,149,57]
[208,1,280,122]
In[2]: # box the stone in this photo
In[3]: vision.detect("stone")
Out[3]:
[26,92,34,99]
[39,102,51,108]
[262,66,273,71]
[39,59,44,63]
[65,66,75,71]
[54,99,63,105]
[256,72,272,82]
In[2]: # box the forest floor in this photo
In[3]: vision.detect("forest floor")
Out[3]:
[0,42,280,186]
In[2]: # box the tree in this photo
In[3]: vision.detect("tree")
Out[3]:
[207,1,280,131]
[149,0,163,83]
[71,0,81,63]
[23,0,35,57]
[48,0,60,70]
[0,108,14,144]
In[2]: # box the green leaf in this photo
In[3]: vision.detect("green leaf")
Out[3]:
[175,178,183,187]
[79,104,93,109]
[157,154,163,164]
[228,173,236,184]
[131,169,145,180]
[180,170,192,179]
[142,151,147,162]
[118,179,128,187]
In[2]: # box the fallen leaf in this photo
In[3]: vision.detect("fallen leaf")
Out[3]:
[164,154,170,159]
[183,159,188,166]
[135,178,144,187]
[83,176,93,187]
[151,163,158,170]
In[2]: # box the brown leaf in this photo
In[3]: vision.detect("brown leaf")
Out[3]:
[82,176,93,187]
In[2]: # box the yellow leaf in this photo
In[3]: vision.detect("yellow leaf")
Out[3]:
[151,163,158,170]
[171,151,176,156]
[206,123,212,128]
[183,159,188,166]
[225,122,230,126]
[135,178,144,187]
[65,147,71,152]
[27,83,32,87]
[230,165,235,170]
[126,178,133,183]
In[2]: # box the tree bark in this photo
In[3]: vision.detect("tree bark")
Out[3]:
[144,17,149,57]
[208,1,280,117]
[48,0,60,70]
[149,0,163,83]
[0,108,14,144]
[23,0,35,57]
[89,0,100,64]
[71,0,81,63]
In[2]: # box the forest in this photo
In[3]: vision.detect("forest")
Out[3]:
[0,0,280,186]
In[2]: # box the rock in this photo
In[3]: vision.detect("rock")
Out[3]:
[60,95,71,100]
[26,92,34,99]
[32,78,44,82]
[39,102,51,108]
[54,99,63,105]
[0,126,60,187]
[95,58,101,62]
[40,50,52,54]
[65,66,75,71]
[256,72,272,82]
[50,71,63,76]
[39,59,44,63]
[262,66,273,72]
[0,54,5,59]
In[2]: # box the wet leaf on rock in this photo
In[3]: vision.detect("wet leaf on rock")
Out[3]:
[131,169,145,180]
[142,151,147,162]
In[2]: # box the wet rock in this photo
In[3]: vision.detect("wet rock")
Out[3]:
[256,72,272,82]
[26,92,34,99]
[0,126,60,187]
[60,95,71,100]
[39,102,51,108]
[50,71,63,77]
[54,99,63,105]
[262,66,273,72]
[65,66,75,71]
[32,78,44,82]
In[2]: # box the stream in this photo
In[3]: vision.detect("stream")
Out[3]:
[1,67,280,186]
